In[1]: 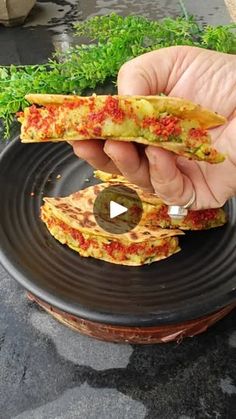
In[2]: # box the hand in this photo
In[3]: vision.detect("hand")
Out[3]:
[71,46,236,210]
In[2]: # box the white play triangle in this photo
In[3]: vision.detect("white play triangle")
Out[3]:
[109,200,128,219]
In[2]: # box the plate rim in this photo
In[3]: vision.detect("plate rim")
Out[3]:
[0,137,236,327]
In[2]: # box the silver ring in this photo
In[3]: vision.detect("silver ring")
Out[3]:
[167,189,196,220]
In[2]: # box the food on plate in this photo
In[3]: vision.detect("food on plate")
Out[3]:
[40,163,227,265]
[18,93,226,163]
[40,185,183,266]
[94,170,227,230]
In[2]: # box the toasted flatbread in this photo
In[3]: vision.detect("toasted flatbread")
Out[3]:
[18,94,226,163]
[41,184,183,266]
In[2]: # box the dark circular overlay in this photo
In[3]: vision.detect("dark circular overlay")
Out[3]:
[93,184,143,234]
[0,138,236,326]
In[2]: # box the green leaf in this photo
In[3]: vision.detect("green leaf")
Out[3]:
[1,12,236,140]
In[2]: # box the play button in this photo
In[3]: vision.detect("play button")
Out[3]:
[110,201,128,219]
[93,184,143,234]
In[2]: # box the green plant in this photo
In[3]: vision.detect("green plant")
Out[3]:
[0,12,235,139]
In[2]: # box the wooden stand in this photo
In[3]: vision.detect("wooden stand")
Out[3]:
[28,294,236,344]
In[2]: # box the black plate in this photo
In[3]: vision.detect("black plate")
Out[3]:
[0,138,236,326]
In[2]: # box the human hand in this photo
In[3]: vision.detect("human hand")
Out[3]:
[71,46,236,209]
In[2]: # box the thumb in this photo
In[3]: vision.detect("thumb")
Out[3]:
[145,146,195,208]
[117,47,179,95]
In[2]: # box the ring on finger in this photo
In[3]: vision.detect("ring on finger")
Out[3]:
[167,189,196,220]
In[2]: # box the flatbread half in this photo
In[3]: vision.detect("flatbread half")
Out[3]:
[18,94,226,163]
[41,185,183,266]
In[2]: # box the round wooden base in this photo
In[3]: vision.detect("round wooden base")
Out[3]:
[28,294,236,344]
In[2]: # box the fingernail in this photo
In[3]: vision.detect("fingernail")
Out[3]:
[104,142,115,158]
[145,148,157,165]
[103,144,118,166]
[103,143,112,157]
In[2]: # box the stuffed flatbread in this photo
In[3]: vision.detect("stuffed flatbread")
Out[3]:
[40,184,183,266]
[18,94,226,163]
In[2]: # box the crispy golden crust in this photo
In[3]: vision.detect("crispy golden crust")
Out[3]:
[41,186,183,265]
[42,185,183,242]
[41,208,181,266]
